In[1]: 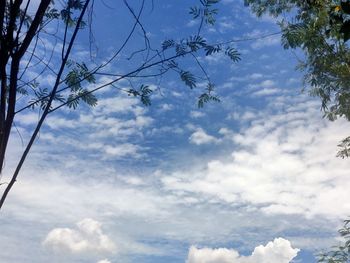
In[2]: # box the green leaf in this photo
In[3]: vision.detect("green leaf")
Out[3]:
[66,94,79,109]
[204,44,221,56]
[180,71,196,89]
[186,35,207,51]
[225,47,241,62]
[79,90,98,107]
[127,85,153,106]
[198,93,220,108]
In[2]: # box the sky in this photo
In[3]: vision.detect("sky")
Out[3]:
[1,0,350,262]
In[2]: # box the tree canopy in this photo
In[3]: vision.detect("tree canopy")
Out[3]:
[244,0,350,157]
[318,219,350,263]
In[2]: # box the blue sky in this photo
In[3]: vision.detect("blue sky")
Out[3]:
[1,0,350,262]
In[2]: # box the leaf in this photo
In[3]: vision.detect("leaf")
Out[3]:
[281,22,306,49]
[186,35,206,51]
[189,6,201,19]
[65,62,95,92]
[225,47,241,62]
[175,43,187,56]
[167,60,178,68]
[198,93,220,108]
[206,0,220,7]
[30,88,51,110]
[340,20,350,42]
[68,0,84,10]
[45,8,60,19]
[66,94,79,109]
[77,62,95,83]
[65,69,81,91]
[127,85,153,106]
[128,89,140,97]
[200,0,219,7]
[16,87,28,95]
[162,39,175,50]
[341,1,350,14]
[180,71,196,89]
[79,90,97,107]
[204,44,221,56]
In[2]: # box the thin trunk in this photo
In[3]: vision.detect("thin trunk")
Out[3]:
[0,0,51,173]
[0,57,19,173]
[0,66,6,141]
[0,0,91,210]
[0,0,6,41]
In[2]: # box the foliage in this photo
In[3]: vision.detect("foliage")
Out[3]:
[127,85,153,107]
[0,0,241,209]
[190,0,220,25]
[244,0,350,157]
[64,61,97,109]
[318,219,350,263]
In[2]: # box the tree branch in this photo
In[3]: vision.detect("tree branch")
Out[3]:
[16,0,51,58]
[0,0,91,210]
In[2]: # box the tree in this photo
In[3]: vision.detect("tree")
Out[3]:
[318,219,350,263]
[244,0,350,157]
[0,0,241,210]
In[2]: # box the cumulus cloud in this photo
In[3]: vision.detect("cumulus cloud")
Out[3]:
[43,218,116,254]
[164,97,350,218]
[186,238,299,263]
[189,128,220,145]
[97,259,112,263]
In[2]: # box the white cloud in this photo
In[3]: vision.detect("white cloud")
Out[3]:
[160,103,173,111]
[204,52,227,64]
[15,112,39,126]
[247,80,281,97]
[252,88,280,96]
[186,238,299,263]
[260,80,276,88]
[97,259,112,263]
[250,73,263,79]
[104,143,143,158]
[43,218,116,254]
[46,116,79,129]
[251,35,280,49]
[189,128,220,145]
[249,79,276,89]
[16,93,154,160]
[187,246,239,263]
[190,111,206,119]
[94,96,142,116]
[164,97,350,219]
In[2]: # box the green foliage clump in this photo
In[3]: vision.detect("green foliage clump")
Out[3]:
[318,219,350,263]
[244,0,350,157]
